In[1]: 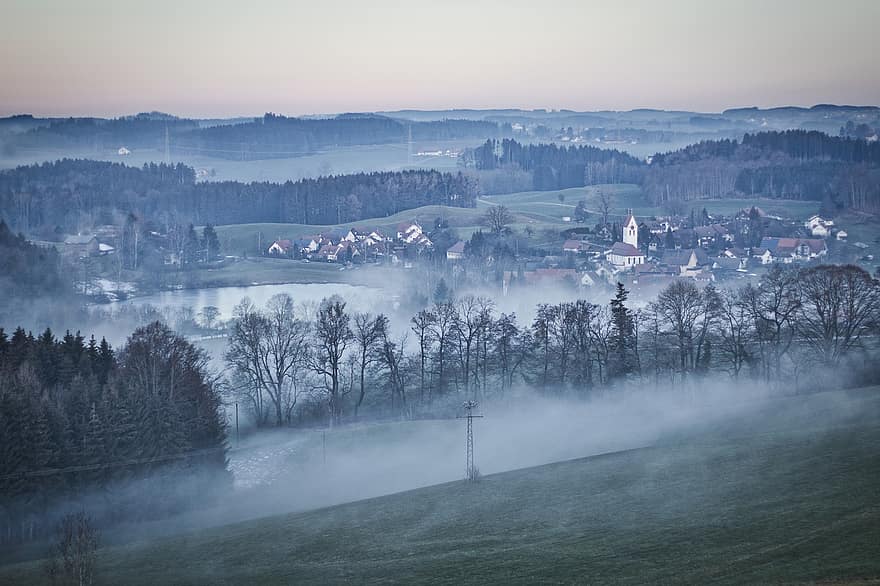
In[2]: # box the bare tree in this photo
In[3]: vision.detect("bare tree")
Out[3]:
[352,312,384,416]
[796,265,880,365]
[598,189,612,228]
[428,302,458,399]
[718,287,753,378]
[376,316,407,413]
[312,296,353,425]
[456,295,494,399]
[652,280,705,375]
[226,295,309,426]
[483,205,513,234]
[742,267,802,381]
[411,308,435,404]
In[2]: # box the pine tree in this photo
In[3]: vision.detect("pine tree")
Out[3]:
[609,282,636,380]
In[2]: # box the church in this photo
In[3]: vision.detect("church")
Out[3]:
[608,211,646,268]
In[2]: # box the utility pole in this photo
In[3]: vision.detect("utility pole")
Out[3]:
[457,400,483,482]
[234,401,239,447]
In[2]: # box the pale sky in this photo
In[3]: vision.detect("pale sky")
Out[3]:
[1,0,878,117]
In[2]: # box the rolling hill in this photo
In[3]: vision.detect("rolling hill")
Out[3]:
[3,387,878,585]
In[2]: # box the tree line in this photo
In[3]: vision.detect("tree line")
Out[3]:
[0,323,229,544]
[643,130,880,211]
[466,138,644,190]
[0,159,478,235]
[227,265,880,429]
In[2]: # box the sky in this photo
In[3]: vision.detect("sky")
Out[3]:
[1,0,878,118]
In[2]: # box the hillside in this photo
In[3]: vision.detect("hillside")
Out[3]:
[3,387,879,585]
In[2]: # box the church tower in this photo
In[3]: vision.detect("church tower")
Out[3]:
[623,209,638,248]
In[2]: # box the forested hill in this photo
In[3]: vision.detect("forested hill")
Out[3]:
[9,113,502,158]
[0,159,478,234]
[466,133,880,213]
[642,130,880,211]
[469,139,644,189]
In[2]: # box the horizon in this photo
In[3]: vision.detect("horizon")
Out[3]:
[3,0,879,118]
[4,103,880,121]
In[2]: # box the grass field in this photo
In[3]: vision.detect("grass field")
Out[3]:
[4,387,879,585]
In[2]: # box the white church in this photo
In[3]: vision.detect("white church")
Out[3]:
[608,211,646,269]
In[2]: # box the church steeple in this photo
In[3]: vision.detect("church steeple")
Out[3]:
[623,209,638,248]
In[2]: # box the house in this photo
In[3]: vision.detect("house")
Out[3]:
[660,248,709,277]
[608,212,646,268]
[836,230,848,241]
[315,241,360,263]
[64,234,99,257]
[694,224,732,248]
[117,147,130,156]
[446,240,466,261]
[397,221,423,243]
[267,239,293,255]
[804,215,834,238]
[759,237,827,262]
[752,247,774,265]
[562,239,586,254]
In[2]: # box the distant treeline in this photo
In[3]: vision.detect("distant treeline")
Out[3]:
[0,159,479,233]
[643,130,880,211]
[8,112,503,158]
[469,138,644,189]
[0,322,229,544]
[467,132,880,212]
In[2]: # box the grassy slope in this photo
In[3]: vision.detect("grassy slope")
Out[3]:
[4,388,879,585]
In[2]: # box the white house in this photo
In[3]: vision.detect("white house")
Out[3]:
[805,215,834,238]
[117,147,130,156]
[836,230,848,241]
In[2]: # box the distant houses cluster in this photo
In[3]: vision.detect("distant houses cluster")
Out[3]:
[548,207,844,297]
[267,221,433,263]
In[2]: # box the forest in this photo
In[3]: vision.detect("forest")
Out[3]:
[468,138,644,190]
[0,322,229,544]
[0,160,479,235]
[466,131,880,212]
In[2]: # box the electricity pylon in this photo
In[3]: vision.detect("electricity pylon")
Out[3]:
[458,400,483,481]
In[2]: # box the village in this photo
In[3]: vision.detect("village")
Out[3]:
[260,204,860,302]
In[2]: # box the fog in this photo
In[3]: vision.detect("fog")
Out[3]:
[75,377,832,550]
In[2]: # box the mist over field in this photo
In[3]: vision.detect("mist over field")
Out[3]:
[3,1,880,583]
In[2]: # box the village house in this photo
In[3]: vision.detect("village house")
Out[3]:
[267,239,293,255]
[446,240,466,261]
[759,237,827,263]
[804,215,834,238]
[63,234,100,258]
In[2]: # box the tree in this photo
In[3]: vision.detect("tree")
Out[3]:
[598,189,612,228]
[202,224,220,260]
[483,205,513,235]
[411,309,435,403]
[226,295,310,426]
[198,305,221,330]
[312,296,353,425]
[652,280,705,375]
[352,312,384,416]
[796,265,880,365]
[608,282,636,379]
